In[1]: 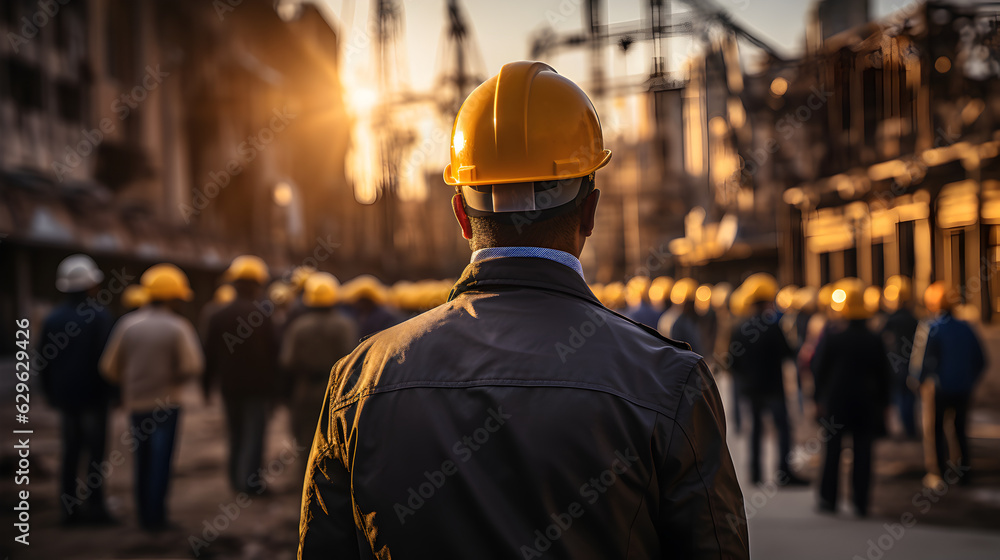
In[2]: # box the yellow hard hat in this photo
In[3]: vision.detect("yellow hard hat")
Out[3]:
[649,276,674,306]
[625,276,651,306]
[729,285,749,317]
[830,277,870,320]
[695,284,713,314]
[818,283,836,311]
[121,284,149,310]
[883,275,912,311]
[864,285,882,314]
[213,284,236,304]
[268,282,293,306]
[291,266,316,292]
[775,284,798,312]
[924,281,958,313]
[141,264,193,302]
[739,273,778,306]
[303,272,339,308]
[224,255,269,285]
[445,61,611,214]
[670,278,698,305]
[602,281,626,309]
[343,275,389,305]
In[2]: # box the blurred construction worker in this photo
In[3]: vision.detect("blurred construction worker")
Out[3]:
[659,278,704,355]
[279,273,357,460]
[39,255,116,525]
[916,282,986,486]
[342,274,400,339]
[100,264,203,530]
[621,275,661,328]
[812,280,892,516]
[879,276,920,438]
[283,265,316,329]
[300,61,747,559]
[694,284,718,367]
[203,255,279,493]
[648,276,674,312]
[198,283,236,340]
[729,273,807,486]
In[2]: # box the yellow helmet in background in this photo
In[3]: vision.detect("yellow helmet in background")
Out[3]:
[817,283,836,312]
[775,284,798,312]
[141,264,193,302]
[303,272,339,308]
[290,266,316,293]
[213,284,236,304]
[739,273,779,307]
[883,275,913,311]
[121,284,149,310]
[864,285,882,314]
[224,255,269,285]
[268,282,293,306]
[649,276,674,306]
[670,278,698,305]
[601,281,626,309]
[625,276,651,307]
[830,277,871,320]
[343,275,389,305]
[924,281,958,314]
[729,285,749,317]
[695,284,713,314]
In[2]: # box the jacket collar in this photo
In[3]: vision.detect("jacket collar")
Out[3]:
[448,256,601,306]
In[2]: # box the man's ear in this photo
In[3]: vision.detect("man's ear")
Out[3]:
[580,189,600,238]
[452,194,473,240]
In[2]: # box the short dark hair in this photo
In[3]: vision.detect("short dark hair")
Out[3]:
[468,206,583,252]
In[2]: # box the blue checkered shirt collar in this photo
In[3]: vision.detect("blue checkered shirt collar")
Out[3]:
[470,246,585,280]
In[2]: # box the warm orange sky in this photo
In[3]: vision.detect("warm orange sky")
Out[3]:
[321,0,933,95]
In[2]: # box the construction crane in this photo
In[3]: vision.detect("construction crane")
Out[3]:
[529,0,783,94]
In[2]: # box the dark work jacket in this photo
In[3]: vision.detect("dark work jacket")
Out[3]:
[729,310,792,398]
[38,295,115,410]
[921,312,986,396]
[299,257,748,560]
[813,320,892,434]
[203,297,279,398]
[880,308,919,388]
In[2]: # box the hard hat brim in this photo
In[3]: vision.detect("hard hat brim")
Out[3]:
[443,149,612,187]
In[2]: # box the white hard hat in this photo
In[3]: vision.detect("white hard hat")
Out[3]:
[56,254,104,293]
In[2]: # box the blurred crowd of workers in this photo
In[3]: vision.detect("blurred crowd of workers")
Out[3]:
[35,252,988,529]
[598,272,987,517]
[36,253,446,529]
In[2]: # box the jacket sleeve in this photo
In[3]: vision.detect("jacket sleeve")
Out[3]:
[99,322,125,385]
[654,359,749,559]
[176,320,205,380]
[299,355,361,559]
